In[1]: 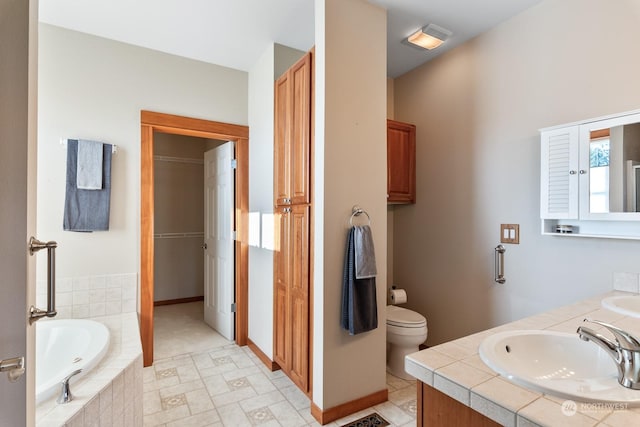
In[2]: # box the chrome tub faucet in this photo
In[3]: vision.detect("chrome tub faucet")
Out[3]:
[57,369,82,404]
[577,319,640,390]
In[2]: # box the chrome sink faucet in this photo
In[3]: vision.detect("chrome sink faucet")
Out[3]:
[577,319,640,390]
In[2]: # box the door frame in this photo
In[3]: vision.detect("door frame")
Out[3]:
[140,110,249,366]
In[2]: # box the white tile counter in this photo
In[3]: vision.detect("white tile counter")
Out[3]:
[406,291,640,427]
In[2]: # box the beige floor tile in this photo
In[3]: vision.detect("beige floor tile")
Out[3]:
[158,379,205,399]
[239,390,286,413]
[146,302,416,427]
[165,409,220,427]
[143,390,163,416]
[211,385,258,407]
[185,388,215,414]
[143,405,190,427]
[216,402,252,426]
[269,400,308,427]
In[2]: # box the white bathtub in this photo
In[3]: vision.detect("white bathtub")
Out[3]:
[36,319,110,404]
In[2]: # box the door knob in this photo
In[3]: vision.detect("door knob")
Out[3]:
[0,356,25,382]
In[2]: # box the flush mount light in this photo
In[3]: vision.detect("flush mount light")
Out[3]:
[407,23,452,50]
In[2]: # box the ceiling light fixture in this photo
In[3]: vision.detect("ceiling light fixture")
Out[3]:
[407,23,452,50]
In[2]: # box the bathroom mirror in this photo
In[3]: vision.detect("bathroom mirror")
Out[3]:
[580,112,640,220]
[588,124,640,213]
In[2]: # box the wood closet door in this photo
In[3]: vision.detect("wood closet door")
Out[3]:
[289,54,311,205]
[288,204,309,390]
[274,52,311,207]
[274,73,291,206]
[273,50,312,395]
[273,207,291,370]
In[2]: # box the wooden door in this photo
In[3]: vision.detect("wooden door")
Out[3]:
[288,204,309,390]
[274,73,291,206]
[290,54,311,205]
[387,119,416,204]
[274,52,311,207]
[272,50,312,395]
[273,206,291,369]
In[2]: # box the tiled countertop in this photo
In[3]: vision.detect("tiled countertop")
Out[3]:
[406,291,640,427]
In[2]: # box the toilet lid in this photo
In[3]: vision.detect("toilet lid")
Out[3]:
[386,305,426,328]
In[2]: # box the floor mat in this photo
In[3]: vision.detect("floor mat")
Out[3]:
[339,412,390,427]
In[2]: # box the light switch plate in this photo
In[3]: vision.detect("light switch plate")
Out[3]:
[500,224,520,244]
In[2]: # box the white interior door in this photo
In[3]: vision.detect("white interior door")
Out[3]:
[204,142,235,340]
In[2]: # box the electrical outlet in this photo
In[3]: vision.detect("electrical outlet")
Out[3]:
[500,224,520,244]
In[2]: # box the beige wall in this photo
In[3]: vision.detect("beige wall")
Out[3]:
[314,0,387,410]
[393,0,640,346]
[36,24,247,287]
[247,43,305,359]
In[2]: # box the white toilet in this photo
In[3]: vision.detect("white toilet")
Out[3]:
[386,305,428,380]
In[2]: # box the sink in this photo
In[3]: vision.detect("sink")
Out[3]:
[479,330,640,405]
[602,295,640,318]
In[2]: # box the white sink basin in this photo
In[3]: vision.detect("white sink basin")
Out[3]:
[602,295,640,318]
[479,330,640,405]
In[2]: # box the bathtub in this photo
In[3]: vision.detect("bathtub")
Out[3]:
[36,319,110,404]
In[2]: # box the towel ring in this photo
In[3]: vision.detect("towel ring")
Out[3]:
[349,206,371,227]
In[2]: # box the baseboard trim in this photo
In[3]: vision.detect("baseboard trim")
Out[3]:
[247,338,281,372]
[310,388,388,425]
[153,296,204,306]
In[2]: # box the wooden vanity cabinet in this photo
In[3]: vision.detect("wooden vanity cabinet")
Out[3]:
[387,119,416,204]
[418,382,500,427]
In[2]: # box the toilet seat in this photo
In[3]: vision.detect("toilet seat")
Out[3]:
[386,305,426,328]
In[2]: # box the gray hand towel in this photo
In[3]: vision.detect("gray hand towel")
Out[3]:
[354,225,377,279]
[76,139,104,190]
[341,227,378,335]
[63,139,112,232]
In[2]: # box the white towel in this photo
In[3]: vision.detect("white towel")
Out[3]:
[76,139,104,190]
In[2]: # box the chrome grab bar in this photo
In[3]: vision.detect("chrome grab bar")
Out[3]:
[494,244,506,284]
[29,237,58,323]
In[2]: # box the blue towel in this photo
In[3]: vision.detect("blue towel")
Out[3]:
[63,139,112,232]
[341,227,378,335]
[354,225,377,279]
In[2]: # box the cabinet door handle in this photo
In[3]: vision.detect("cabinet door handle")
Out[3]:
[569,170,577,175]
[283,207,292,213]
[579,169,587,174]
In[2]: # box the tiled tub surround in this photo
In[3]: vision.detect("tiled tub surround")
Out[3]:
[406,290,640,427]
[36,273,138,319]
[36,312,143,427]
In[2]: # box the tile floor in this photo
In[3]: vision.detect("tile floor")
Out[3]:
[144,303,417,427]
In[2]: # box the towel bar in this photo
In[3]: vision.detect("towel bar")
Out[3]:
[60,137,117,154]
[349,205,371,226]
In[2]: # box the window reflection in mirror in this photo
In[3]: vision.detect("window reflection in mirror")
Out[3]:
[589,124,640,213]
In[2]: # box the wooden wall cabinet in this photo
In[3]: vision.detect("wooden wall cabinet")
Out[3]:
[273,52,312,394]
[275,53,311,207]
[387,119,416,204]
